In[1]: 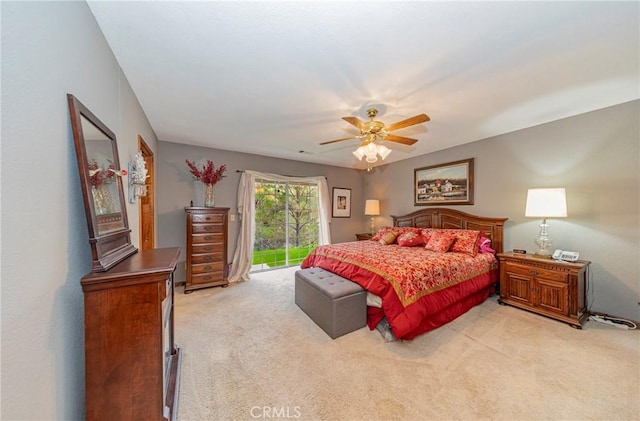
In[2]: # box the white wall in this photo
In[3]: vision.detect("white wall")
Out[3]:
[364,100,640,321]
[1,2,157,419]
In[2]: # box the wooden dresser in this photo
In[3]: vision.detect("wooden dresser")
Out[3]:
[81,247,181,421]
[497,252,590,328]
[184,207,229,293]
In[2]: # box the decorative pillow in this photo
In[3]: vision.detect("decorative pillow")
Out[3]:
[425,230,456,252]
[372,226,419,243]
[394,226,421,236]
[396,231,424,247]
[478,236,496,254]
[449,230,481,256]
[372,226,396,241]
[378,231,398,245]
[420,228,434,244]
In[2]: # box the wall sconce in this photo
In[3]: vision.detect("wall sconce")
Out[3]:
[525,188,567,257]
[128,151,148,203]
[365,199,380,235]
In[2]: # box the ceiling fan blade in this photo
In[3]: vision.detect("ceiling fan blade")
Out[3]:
[382,134,419,146]
[342,116,367,131]
[319,136,360,145]
[385,114,430,132]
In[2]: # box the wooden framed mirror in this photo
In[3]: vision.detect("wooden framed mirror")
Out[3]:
[68,94,137,271]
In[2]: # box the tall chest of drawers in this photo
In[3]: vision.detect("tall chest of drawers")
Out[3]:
[184,207,230,293]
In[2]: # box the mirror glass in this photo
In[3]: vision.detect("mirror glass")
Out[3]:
[81,115,125,235]
[68,94,137,272]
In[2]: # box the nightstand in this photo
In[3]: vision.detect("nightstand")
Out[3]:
[497,252,590,329]
[355,233,373,241]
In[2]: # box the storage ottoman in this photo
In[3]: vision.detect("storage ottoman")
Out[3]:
[295,267,367,339]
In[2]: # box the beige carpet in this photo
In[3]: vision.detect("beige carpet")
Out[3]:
[174,266,639,421]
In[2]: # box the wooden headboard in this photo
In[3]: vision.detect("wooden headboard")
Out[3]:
[392,208,508,253]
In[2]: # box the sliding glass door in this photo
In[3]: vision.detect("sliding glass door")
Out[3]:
[252,179,319,272]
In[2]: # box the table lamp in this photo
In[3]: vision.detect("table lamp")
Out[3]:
[365,199,380,235]
[525,188,567,257]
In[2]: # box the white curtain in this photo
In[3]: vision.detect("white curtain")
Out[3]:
[228,170,331,283]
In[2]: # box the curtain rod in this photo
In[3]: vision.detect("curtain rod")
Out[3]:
[236,170,326,179]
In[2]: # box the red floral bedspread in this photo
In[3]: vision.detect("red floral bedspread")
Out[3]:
[301,241,498,339]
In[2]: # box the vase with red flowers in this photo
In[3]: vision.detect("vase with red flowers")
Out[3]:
[186,159,227,207]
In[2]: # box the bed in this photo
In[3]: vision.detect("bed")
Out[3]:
[301,208,508,340]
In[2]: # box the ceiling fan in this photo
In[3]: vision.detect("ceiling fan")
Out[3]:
[320,108,430,147]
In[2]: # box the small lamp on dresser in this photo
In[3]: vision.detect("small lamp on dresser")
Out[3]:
[525,188,567,258]
[365,199,380,235]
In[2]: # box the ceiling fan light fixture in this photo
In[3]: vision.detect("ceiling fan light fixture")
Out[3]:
[364,142,379,163]
[353,142,391,164]
[377,144,392,160]
[327,107,429,168]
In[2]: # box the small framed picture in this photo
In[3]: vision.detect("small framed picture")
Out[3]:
[414,158,474,206]
[332,187,351,218]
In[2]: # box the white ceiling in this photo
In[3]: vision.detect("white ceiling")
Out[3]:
[88,1,639,170]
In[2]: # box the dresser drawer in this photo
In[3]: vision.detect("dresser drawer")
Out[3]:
[162,279,172,317]
[192,233,224,244]
[192,213,225,224]
[191,261,224,274]
[506,262,568,283]
[190,253,223,264]
[191,272,225,285]
[192,243,225,254]
[192,224,223,234]
[163,277,172,300]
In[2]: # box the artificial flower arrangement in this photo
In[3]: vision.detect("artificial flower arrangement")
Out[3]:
[130,151,148,185]
[185,159,227,185]
[88,159,127,188]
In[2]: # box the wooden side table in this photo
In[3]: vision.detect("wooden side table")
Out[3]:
[497,251,590,328]
[355,233,373,241]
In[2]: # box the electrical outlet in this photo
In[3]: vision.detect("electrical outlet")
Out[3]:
[230,214,236,222]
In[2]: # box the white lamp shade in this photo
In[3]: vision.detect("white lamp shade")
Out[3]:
[377,144,392,160]
[364,199,380,216]
[352,147,365,160]
[525,188,567,217]
[352,143,392,163]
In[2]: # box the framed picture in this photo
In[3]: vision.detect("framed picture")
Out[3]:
[414,158,474,206]
[332,187,351,218]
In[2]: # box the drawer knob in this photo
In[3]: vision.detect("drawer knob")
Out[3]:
[205,226,213,231]
[204,256,212,261]
[204,275,212,281]
[204,246,212,251]
[204,236,212,241]
[204,265,212,271]
[530,270,538,275]
[205,217,211,221]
